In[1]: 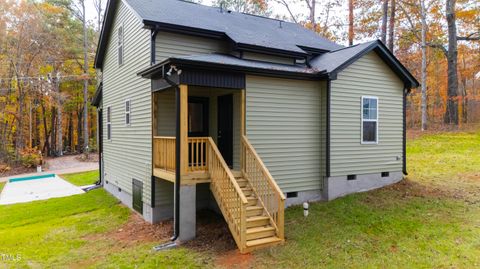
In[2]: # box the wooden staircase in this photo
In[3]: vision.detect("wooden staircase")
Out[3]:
[235,175,283,250]
[206,136,285,253]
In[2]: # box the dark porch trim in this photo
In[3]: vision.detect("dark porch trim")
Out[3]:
[326,80,331,178]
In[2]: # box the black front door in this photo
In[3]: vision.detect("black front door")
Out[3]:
[217,94,233,167]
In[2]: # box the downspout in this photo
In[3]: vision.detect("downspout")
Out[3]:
[326,79,331,178]
[150,27,159,65]
[402,86,410,175]
[153,71,181,251]
[164,73,181,242]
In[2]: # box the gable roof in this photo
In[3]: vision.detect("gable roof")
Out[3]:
[310,40,420,88]
[94,0,342,68]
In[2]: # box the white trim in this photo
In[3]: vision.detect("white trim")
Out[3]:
[360,96,378,144]
[125,99,131,126]
[106,105,112,141]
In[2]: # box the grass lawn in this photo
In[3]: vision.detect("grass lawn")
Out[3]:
[61,170,100,186]
[1,132,479,268]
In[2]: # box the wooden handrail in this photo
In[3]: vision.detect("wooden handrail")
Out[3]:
[241,135,285,240]
[153,137,176,172]
[207,137,248,252]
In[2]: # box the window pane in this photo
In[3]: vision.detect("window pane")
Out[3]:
[188,103,204,133]
[363,121,377,142]
[107,124,111,140]
[363,108,369,119]
[107,107,111,122]
[370,98,377,109]
[369,108,377,119]
[125,101,130,112]
[126,113,130,124]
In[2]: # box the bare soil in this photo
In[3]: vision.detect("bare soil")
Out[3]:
[0,165,35,178]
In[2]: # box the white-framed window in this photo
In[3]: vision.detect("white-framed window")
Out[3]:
[361,96,378,144]
[107,106,112,140]
[117,24,124,65]
[125,99,131,125]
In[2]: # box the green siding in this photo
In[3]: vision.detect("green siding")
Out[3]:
[242,52,294,65]
[246,75,326,193]
[330,52,404,176]
[155,31,227,63]
[102,1,153,205]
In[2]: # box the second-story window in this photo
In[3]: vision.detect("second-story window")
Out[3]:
[118,25,124,65]
[125,99,131,125]
[107,106,112,140]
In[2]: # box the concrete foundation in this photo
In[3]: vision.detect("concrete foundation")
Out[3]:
[285,189,323,207]
[178,185,196,242]
[323,171,403,201]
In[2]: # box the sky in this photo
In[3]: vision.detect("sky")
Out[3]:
[84,0,348,28]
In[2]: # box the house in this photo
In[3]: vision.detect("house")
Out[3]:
[92,0,419,253]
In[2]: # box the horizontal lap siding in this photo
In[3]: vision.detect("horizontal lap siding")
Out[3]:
[155,32,227,63]
[330,52,403,176]
[246,75,325,193]
[103,2,153,205]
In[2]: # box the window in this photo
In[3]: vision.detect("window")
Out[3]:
[361,96,378,143]
[117,25,124,65]
[125,99,131,125]
[107,106,112,140]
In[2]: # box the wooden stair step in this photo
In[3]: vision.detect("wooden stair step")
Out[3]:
[246,216,270,228]
[242,188,253,196]
[246,197,258,206]
[246,206,263,217]
[246,236,283,248]
[236,178,248,187]
[246,226,276,240]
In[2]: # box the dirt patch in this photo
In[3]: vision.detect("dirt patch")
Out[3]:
[85,213,172,247]
[184,210,237,254]
[75,154,99,163]
[0,165,35,178]
[215,250,254,269]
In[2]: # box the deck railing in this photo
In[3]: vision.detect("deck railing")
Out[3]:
[153,136,209,173]
[206,137,248,251]
[153,136,176,172]
[240,135,285,239]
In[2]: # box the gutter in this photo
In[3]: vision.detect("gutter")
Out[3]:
[402,87,410,175]
[326,80,331,178]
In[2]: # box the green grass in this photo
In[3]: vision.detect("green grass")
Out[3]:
[61,170,100,186]
[251,131,480,268]
[0,170,207,268]
[1,132,479,268]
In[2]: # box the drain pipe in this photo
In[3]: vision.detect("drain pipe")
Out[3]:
[153,70,181,251]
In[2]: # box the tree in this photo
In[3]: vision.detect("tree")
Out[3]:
[349,0,354,45]
[420,0,427,130]
[387,0,396,51]
[381,0,389,43]
[213,0,269,15]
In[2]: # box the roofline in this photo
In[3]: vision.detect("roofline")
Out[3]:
[94,0,117,69]
[328,40,420,88]
[138,57,327,80]
[91,82,103,107]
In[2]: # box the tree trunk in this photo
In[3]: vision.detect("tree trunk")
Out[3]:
[41,102,50,156]
[77,109,83,152]
[387,0,395,51]
[51,106,57,156]
[444,0,459,125]
[381,0,388,44]
[348,0,354,46]
[420,0,428,131]
[55,74,63,156]
[82,0,90,156]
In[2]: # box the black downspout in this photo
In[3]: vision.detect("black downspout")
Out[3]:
[97,107,103,185]
[402,87,409,175]
[151,27,159,65]
[326,80,331,178]
[172,84,181,241]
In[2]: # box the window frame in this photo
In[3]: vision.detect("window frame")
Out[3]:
[360,96,379,144]
[107,106,112,141]
[117,23,124,66]
[125,99,131,126]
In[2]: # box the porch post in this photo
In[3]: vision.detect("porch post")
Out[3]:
[179,84,188,176]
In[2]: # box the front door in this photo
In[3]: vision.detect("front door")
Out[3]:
[217,94,233,167]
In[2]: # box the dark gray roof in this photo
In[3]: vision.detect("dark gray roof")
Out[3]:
[124,0,341,55]
[138,53,327,79]
[309,41,377,73]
